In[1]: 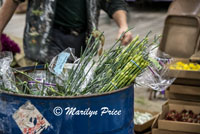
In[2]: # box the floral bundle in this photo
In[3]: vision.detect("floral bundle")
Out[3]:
[0,34,20,54]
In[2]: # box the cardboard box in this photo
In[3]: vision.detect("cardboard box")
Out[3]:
[169,85,200,95]
[152,128,197,134]
[174,78,200,86]
[166,99,200,108]
[190,51,200,63]
[152,113,198,134]
[166,84,200,102]
[158,100,200,133]
[158,15,200,58]
[167,58,200,80]
[134,109,158,132]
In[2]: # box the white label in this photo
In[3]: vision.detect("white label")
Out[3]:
[12,101,50,134]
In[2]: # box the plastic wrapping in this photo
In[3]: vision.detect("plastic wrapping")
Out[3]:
[134,111,153,125]
[48,47,96,94]
[80,61,96,92]
[0,52,17,92]
[48,48,77,79]
[70,60,96,94]
[136,48,177,91]
[27,70,57,95]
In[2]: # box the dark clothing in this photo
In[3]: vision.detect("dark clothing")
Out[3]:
[53,0,127,32]
[47,27,86,62]
[100,0,128,18]
[54,0,87,29]
[86,0,128,33]
[22,0,127,62]
[13,0,25,4]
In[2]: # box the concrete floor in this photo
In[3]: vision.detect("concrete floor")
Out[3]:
[3,3,170,113]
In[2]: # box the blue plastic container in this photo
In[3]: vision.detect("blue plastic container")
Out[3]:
[0,84,134,134]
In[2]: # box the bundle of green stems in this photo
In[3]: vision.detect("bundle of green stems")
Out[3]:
[1,31,159,96]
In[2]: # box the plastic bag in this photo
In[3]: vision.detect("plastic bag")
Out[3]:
[136,48,177,91]
[0,52,17,91]
[48,48,77,79]
[69,60,96,94]
[80,61,96,92]
[134,111,153,125]
[27,70,57,95]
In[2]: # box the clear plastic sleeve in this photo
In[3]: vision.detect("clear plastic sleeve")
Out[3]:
[27,70,57,96]
[0,52,17,91]
[48,48,77,79]
[136,48,177,91]
[70,60,96,94]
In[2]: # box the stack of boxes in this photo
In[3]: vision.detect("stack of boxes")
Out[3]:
[152,0,200,133]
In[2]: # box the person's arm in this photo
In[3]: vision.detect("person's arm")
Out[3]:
[100,0,132,46]
[0,0,19,50]
[0,0,19,33]
[112,10,132,46]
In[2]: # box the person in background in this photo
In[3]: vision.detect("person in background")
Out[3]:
[0,0,132,63]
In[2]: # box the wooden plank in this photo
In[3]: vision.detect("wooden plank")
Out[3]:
[190,51,200,63]
[170,85,200,95]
